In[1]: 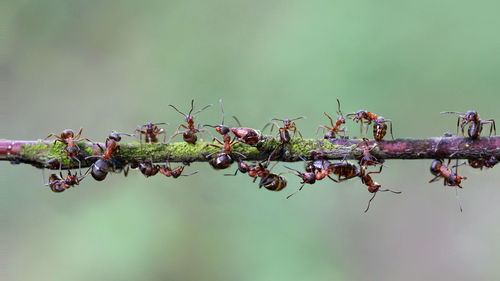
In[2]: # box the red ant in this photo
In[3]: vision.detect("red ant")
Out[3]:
[231,116,262,146]
[204,100,246,169]
[43,168,89,193]
[158,153,198,178]
[263,116,305,144]
[44,128,93,174]
[356,138,385,169]
[135,122,168,145]
[359,166,401,212]
[441,110,496,139]
[316,99,347,140]
[429,159,468,211]
[328,161,360,182]
[345,110,394,141]
[85,131,131,181]
[169,99,212,144]
[283,165,316,199]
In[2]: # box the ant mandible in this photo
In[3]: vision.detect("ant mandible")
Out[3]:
[135,122,168,146]
[429,159,468,211]
[345,110,394,141]
[169,99,212,144]
[441,110,496,139]
[44,128,93,174]
[316,99,347,140]
[359,166,401,212]
[263,116,305,144]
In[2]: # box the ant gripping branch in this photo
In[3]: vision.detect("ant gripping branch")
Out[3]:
[263,116,305,144]
[316,99,347,140]
[359,166,401,212]
[345,110,394,141]
[468,156,498,170]
[231,116,262,146]
[169,99,212,144]
[135,122,168,146]
[429,159,468,211]
[85,131,132,181]
[44,128,93,174]
[43,168,89,193]
[356,138,385,169]
[204,100,246,170]
[441,110,496,139]
[283,165,316,199]
[158,153,198,178]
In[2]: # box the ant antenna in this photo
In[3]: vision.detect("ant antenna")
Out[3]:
[188,99,195,116]
[336,99,344,117]
[219,99,225,125]
[365,193,377,213]
[168,104,187,117]
[232,116,242,127]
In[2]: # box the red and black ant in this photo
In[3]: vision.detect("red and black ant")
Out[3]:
[204,100,246,170]
[158,153,198,178]
[328,161,360,182]
[429,159,468,211]
[231,116,262,146]
[169,99,212,144]
[263,116,305,144]
[135,122,168,145]
[359,166,401,212]
[138,155,160,178]
[356,138,385,169]
[85,131,131,181]
[44,128,93,174]
[316,99,347,140]
[346,110,394,141]
[283,165,316,199]
[441,110,496,139]
[43,168,89,193]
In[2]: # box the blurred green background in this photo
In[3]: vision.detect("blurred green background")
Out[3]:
[2,1,500,280]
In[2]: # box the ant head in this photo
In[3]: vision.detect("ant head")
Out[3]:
[302,172,316,184]
[338,116,346,124]
[62,129,74,138]
[145,122,153,128]
[216,125,230,135]
[464,111,478,121]
[109,132,122,141]
[368,183,381,193]
[283,119,291,127]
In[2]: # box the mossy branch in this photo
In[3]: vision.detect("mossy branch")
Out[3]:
[1,136,499,170]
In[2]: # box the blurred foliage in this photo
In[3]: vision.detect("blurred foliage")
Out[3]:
[2,1,500,281]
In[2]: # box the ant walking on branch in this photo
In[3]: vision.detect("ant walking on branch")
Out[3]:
[169,99,212,144]
[441,110,496,139]
[135,122,168,146]
[263,116,305,144]
[44,128,94,175]
[346,110,394,141]
[316,99,347,140]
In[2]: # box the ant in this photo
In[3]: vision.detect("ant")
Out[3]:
[263,116,305,144]
[441,110,496,139]
[359,166,401,212]
[328,161,360,182]
[283,165,316,199]
[43,168,89,193]
[356,138,385,169]
[85,131,131,181]
[158,153,198,178]
[231,116,262,146]
[468,156,498,170]
[135,122,168,145]
[346,110,394,141]
[316,99,347,140]
[139,157,159,178]
[429,159,468,211]
[44,128,93,174]
[169,99,212,144]
[204,100,246,169]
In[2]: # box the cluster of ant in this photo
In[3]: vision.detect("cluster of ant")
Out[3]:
[42,99,496,212]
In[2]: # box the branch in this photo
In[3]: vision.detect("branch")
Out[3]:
[1,136,499,170]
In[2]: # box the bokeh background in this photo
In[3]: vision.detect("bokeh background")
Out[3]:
[2,1,499,280]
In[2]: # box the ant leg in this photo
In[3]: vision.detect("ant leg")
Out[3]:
[365,122,370,139]
[232,151,247,159]
[481,120,496,137]
[205,150,221,159]
[364,193,377,213]
[44,133,61,140]
[74,128,83,139]
[316,126,328,139]
[385,120,394,140]
[324,112,335,128]
[455,186,463,212]
[456,117,461,136]
[286,184,305,199]
[367,166,383,175]
[327,175,339,183]
[296,128,303,139]
[167,130,186,144]
[224,169,239,176]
